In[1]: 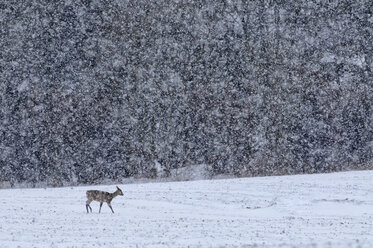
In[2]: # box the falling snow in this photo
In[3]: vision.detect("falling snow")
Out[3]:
[0,1,372,188]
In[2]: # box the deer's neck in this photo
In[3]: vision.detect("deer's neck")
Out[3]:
[111,190,120,198]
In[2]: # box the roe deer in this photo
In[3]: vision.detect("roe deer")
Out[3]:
[86,186,124,213]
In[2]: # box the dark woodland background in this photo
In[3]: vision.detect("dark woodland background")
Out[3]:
[0,0,372,187]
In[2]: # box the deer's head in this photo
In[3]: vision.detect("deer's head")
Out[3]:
[116,186,124,196]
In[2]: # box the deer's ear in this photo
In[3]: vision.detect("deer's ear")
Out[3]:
[116,186,119,189]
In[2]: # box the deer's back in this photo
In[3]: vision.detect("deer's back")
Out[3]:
[86,190,112,202]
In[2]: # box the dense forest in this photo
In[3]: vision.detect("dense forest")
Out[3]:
[0,0,372,187]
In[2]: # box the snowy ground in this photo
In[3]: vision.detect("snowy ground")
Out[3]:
[0,171,372,248]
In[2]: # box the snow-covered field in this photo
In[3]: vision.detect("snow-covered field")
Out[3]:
[0,171,372,248]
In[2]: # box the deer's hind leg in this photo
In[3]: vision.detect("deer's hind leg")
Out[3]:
[86,199,93,213]
[99,202,103,213]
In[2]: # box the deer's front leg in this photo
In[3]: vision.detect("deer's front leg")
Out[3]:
[107,202,114,213]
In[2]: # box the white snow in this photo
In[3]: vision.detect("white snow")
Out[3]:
[17,81,29,92]
[0,170,372,248]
